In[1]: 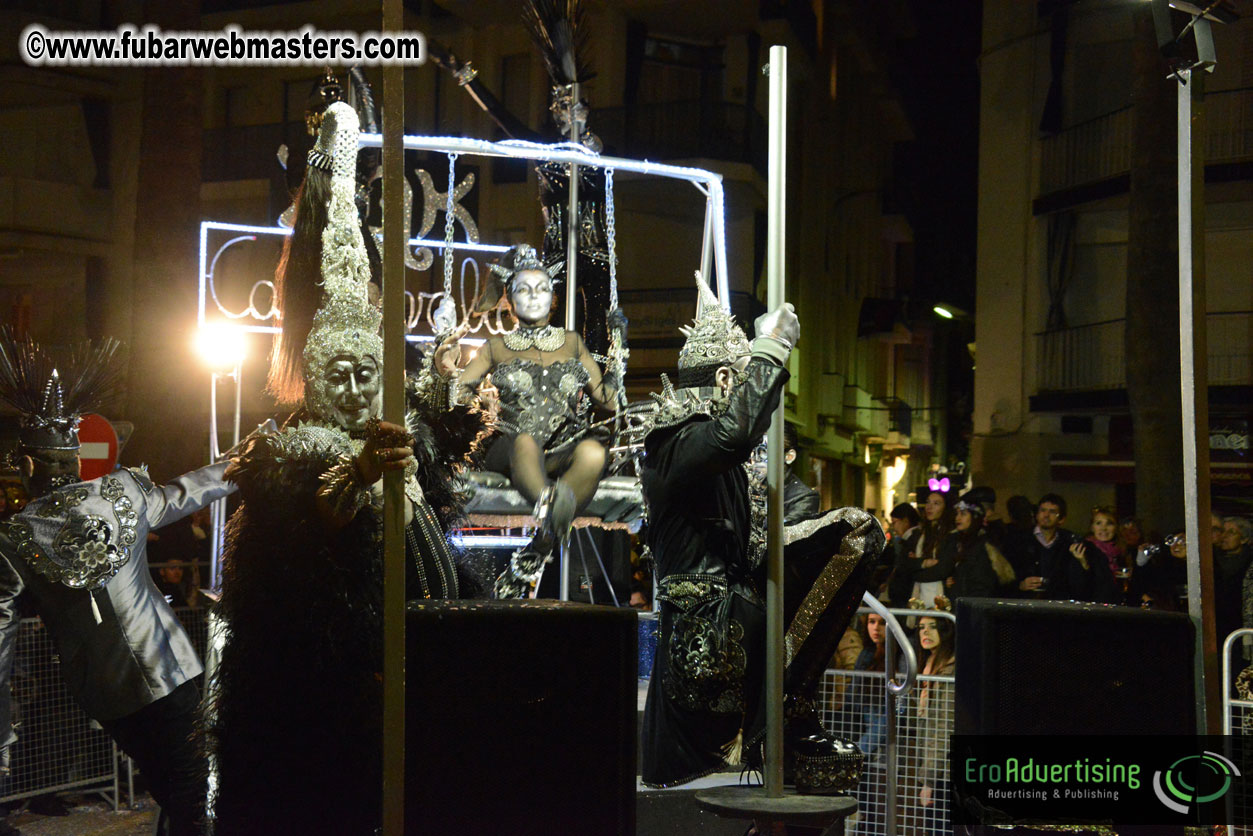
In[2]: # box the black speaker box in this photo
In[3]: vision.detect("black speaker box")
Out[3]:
[955,598,1196,736]
[405,600,637,835]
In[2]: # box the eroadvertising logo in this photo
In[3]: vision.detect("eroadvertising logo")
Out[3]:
[1152,751,1241,815]
[951,736,1249,826]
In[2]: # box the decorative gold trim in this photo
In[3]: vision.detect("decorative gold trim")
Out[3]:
[782,507,876,667]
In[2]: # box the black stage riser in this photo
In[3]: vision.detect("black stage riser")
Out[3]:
[406,600,637,835]
[955,598,1196,736]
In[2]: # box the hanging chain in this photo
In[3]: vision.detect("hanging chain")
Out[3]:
[443,152,459,298]
[605,168,618,311]
[604,167,627,413]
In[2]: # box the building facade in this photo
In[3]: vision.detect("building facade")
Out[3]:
[975,0,1253,524]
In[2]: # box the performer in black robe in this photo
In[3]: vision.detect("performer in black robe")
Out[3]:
[208,102,491,836]
[640,275,885,793]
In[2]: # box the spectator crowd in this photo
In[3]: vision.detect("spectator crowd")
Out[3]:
[875,485,1251,624]
[827,486,1253,836]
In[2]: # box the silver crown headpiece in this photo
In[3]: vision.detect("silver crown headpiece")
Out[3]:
[677,272,752,371]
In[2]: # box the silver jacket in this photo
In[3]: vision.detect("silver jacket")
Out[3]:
[0,462,235,731]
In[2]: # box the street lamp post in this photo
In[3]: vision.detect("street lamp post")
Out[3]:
[1150,0,1238,735]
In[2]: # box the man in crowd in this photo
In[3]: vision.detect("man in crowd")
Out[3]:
[1012,493,1071,596]
[0,333,236,836]
[886,503,922,605]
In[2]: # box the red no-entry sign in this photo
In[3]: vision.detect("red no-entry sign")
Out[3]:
[78,413,118,482]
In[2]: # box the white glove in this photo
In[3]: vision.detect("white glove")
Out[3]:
[753,303,799,349]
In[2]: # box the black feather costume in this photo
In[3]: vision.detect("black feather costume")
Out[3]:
[208,381,490,836]
[208,94,492,835]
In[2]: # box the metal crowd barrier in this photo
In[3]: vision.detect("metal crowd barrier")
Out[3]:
[818,606,956,836]
[0,606,212,809]
[1222,626,1253,831]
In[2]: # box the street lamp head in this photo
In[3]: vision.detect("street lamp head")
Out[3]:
[1158,1,1238,24]
[932,305,955,320]
[1150,0,1238,75]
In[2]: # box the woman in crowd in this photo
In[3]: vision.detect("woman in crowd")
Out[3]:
[944,495,1017,601]
[845,612,889,835]
[1131,531,1186,611]
[913,611,956,832]
[906,489,955,607]
[1064,507,1122,605]
[1087,507,1123,575]
[1065,506,1124,604]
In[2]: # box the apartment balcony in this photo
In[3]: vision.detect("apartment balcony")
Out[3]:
[1031,311,1252,409]
[592,101,767,176]
[1037,87,1253,211]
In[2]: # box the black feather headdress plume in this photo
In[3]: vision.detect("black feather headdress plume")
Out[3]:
[522,0,594,86]
[0,327,122,451]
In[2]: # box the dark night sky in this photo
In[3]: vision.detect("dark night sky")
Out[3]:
[890,2,983,315]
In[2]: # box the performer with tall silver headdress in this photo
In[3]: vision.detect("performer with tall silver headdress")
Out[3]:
[428,0,617,355]
[208,101,491,836]
[442,243,625,598]
[0,331,236,836]
[639,275,886,793]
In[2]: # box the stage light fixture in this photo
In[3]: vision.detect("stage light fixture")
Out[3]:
[195,324,246,372]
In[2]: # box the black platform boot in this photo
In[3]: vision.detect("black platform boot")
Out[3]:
[783,694,863,795]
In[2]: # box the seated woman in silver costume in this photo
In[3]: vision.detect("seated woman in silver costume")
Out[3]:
[449,244,623,597]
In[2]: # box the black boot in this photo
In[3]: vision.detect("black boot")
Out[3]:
[783,694,862,795]
[491,483,577,599]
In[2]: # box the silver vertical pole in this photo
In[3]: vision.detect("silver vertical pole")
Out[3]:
[764,43,788,799]
[231,362,242,450]
[565,83,581,331]
[560,541,570,601]
[381,0,407,829]
[699,194,714,283]
[208,372,221,590]
[1177,67,1219,734]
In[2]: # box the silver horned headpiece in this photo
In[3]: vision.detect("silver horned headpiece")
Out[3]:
[488,244,563,286]
[301,102,383,416]
[476,244,563,313]
[677,272,752,371]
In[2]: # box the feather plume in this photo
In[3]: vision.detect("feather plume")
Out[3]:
[522,0,593,86]
[59,337,124,416]
[0,328,121,419]
[347,67,378,135]
[0,328,54,417]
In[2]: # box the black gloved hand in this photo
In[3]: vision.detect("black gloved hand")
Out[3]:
[607,307,629,341]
